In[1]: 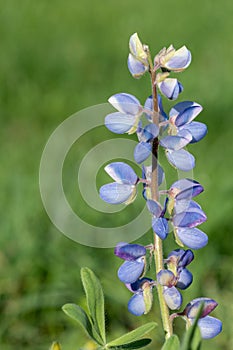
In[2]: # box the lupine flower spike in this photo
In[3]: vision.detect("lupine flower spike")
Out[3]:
[100,32,222,345]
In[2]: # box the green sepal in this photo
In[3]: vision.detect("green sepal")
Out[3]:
[81,267,106,344]
[167,197,175,216]
[143,283,153,314]
[106,322,157,347]
[161,334,180,350]
[62,303,104,345]
[108,338,151,349]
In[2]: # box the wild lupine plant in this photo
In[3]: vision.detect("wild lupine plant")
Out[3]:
[99,33,222,346]
[61,33,222,350]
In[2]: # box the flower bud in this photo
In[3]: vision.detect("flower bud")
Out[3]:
[50,342,62,350]
[179,249,194,267]
[159,45,191,72]
[129,33,148,64]
[158,78,183,100]
[157,270,176,287]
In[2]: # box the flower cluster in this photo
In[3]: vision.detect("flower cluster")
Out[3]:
[100,33,222,341]
[104,95,206,172]
[157,249,194,310]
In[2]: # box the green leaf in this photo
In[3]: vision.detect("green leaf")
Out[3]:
[109,338,152,349]
[62,303,103,345]
[181,303,203,350]
[81,267,106,343]
[190,327,202,350]
[107,322,157,347]
[162,334,180,350]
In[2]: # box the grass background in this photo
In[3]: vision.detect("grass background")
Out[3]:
[0,0,233,349]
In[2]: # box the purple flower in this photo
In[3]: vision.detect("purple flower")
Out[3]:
[153,46,191,100]
[128,33,149,79]
[169,101,207,145]
[134,123,159,164]
[147,199,169,239]
[157,269,183,310]
[166,249,194,271]
[105,93,143,134]
[163,286,183,310]
[182,298,222,339]
[183,297,218,319]
[166,249,194,289]
[160,101,206,171]
[126,278,154,316]
[128,53,148,79]
[171,200,208,250]
[172,208,207,229]
[166,180,208,249]
[144,94,168,123]
[157,249,195,310]
[169,179,204,201]
[166,149,195,171]
[176,228,208,250]
[160,130,193,151]
[170,101,203,127]
[118,258,146,284]
[128,293,146,316]
[115,243,147,284]
[158,78,183,100]
[99,162,138,205]
[196,316,222,339]
[114,242,146,261]
[155,45,192,72]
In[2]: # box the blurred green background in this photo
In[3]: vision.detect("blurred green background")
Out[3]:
[0,0,233,349]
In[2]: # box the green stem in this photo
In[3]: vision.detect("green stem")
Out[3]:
[149,63,173,339]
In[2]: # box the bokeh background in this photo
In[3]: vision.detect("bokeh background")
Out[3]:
[0,0,233,349]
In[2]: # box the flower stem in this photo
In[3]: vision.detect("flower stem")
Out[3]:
[149,65,173,339]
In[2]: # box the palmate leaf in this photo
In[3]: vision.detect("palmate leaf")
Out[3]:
[181,303,203,350]
[63,269,156,350]
[161,334,180,350]
[107,322,157,347]
[62,303,103,345]
[81,267,106,344]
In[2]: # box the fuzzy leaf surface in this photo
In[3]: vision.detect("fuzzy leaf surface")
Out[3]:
[81,267,106,344]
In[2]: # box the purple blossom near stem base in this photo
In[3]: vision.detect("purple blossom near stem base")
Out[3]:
[180,298,222,339]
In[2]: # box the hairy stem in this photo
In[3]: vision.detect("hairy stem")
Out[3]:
[149,65,173,339]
